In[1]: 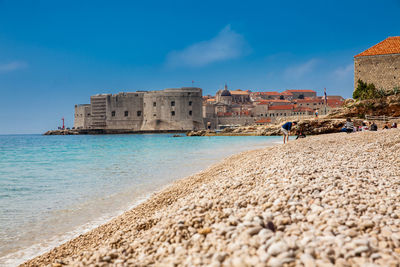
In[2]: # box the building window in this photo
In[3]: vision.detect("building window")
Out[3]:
[260,114,263,116]
[153,102,156,107]
[171,111,175,116]
[137,111,142,116]
[153,114,156,116]
[189,101,192,106]
[189,110,192,116]
[112,111,115,117]
[284,113,286,116]
[171,101,175,106]
[124,111,128,117]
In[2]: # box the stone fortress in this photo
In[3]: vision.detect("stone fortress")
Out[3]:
[74,85,345,132]
[74,87,204,133]
[354,36,400,90]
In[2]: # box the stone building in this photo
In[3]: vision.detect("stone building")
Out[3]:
[215,84,233,105]
[284,89,317,99]
[354,36,400,91]
[74,87,204,132]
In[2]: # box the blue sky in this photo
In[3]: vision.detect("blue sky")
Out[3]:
[1,0,399,134]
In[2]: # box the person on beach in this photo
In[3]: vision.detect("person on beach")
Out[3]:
[344,118,354,133]
[314,109,318,119]
[281,121,297,144]
[361,122,369,131]
[370,122,378,131]
[392,122,397,129]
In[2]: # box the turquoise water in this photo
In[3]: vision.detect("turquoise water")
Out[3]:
[0,134,280,266]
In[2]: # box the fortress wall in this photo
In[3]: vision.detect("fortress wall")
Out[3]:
[90,95,107,129]
[216,116,258,126]
[354,54,400,91]
[141,88,204,131]
[74,104,91,129]
[105,93,144,130]
[74,87,204,132]
[252,104,269,117]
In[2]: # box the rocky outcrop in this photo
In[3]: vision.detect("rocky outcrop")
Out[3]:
[44,130,80,135]
[187,119,353,137]
[328,94,400,119]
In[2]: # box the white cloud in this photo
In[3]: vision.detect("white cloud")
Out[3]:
[333,64,353,79]
[166,25,247,68]
[0,61,28,73]
[284,59,319,79]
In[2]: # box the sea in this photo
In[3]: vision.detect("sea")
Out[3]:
[0,134,281,266]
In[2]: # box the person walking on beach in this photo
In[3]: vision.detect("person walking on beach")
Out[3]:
[315,109,318,119]
[281,121,297,144]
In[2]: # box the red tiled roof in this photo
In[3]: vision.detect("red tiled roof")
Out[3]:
[285,89,316,93]
[256,101,291,106]
[327,99,344,108]
[280,91,293,95]
[268,105,295,110]
[355,37,400,57]
[256,99,291,103]
[255,118,271,123]
[252,91,280,95]
[327,95,344,100]
[230,90,249,95]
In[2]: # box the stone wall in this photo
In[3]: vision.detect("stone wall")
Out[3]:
[142,88,204,131]
[74,104,91,129]
[106,92,144,131]
[354,54,400,91]
[74,87,204,132]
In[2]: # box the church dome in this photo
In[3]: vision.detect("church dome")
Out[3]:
[221,89,232,97]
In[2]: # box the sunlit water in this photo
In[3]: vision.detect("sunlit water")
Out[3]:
[0,134,281,266]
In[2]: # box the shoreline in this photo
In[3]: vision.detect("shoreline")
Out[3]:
[13,137,279,266]
[23,130,400,266]
[21,148,271,266]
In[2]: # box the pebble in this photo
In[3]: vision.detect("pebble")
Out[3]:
[22,130,400,267]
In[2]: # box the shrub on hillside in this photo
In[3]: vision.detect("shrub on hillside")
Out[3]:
[353,80,379,100]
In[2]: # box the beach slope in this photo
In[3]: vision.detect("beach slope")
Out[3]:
[23,130,400,266]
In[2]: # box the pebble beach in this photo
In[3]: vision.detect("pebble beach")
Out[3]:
[23,130,400,267]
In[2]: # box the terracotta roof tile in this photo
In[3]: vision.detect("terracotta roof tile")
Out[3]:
[280,91,293,95]
[285,89,316,93]
[230,90,249,95]
[255,118,271,123]
[252,91,280,95]
[268,105,295,110]
[355,36,400,57]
